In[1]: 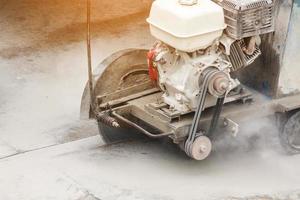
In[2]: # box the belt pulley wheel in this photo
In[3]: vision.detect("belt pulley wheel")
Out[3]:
[185,68,226,160]
[190,136,212,160]
[208,71,230,98]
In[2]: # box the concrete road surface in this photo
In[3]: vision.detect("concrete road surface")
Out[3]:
[1,136,300,200]
[1,0,300,199]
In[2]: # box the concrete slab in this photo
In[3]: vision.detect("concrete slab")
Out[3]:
[0,136,300,200]
[0,139,17,158]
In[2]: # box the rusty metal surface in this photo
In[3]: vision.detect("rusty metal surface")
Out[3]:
[96,80,152,103]
[98,87,160,109]
[111,111,174,138]
[275,94,300,112]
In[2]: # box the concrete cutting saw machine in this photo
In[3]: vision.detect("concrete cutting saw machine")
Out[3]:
[81,0,300,160]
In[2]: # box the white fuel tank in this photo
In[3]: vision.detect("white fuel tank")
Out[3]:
[147,0,226,52]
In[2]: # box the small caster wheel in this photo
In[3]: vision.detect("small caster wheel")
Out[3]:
[279,111,300,154]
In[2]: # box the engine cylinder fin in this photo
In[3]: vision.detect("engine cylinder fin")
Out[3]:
[228,39,261,71]
[213,0,275,39]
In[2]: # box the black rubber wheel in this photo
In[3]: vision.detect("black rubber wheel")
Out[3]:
[280,111,300,154]
[97,120,145,144]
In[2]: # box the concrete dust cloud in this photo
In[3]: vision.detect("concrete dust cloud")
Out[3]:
[213,117,282,155]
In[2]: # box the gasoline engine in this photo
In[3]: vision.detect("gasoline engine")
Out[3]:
[145,0,276,159]
[147,0,275,113]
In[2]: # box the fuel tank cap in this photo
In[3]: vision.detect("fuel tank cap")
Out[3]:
[178,0,198,6]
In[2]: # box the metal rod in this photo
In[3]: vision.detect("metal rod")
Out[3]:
[87,0,95,112]
[112,111,174,138]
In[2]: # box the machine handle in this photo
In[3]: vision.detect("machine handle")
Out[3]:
[111,111,174,138]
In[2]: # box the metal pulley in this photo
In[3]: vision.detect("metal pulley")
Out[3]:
[189,136,212,160]
[208,71,230,98]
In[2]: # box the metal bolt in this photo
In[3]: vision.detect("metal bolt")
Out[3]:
[199,145,207,153]
[112,121,120,128]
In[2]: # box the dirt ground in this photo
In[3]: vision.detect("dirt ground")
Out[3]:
[1,0,300,200]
